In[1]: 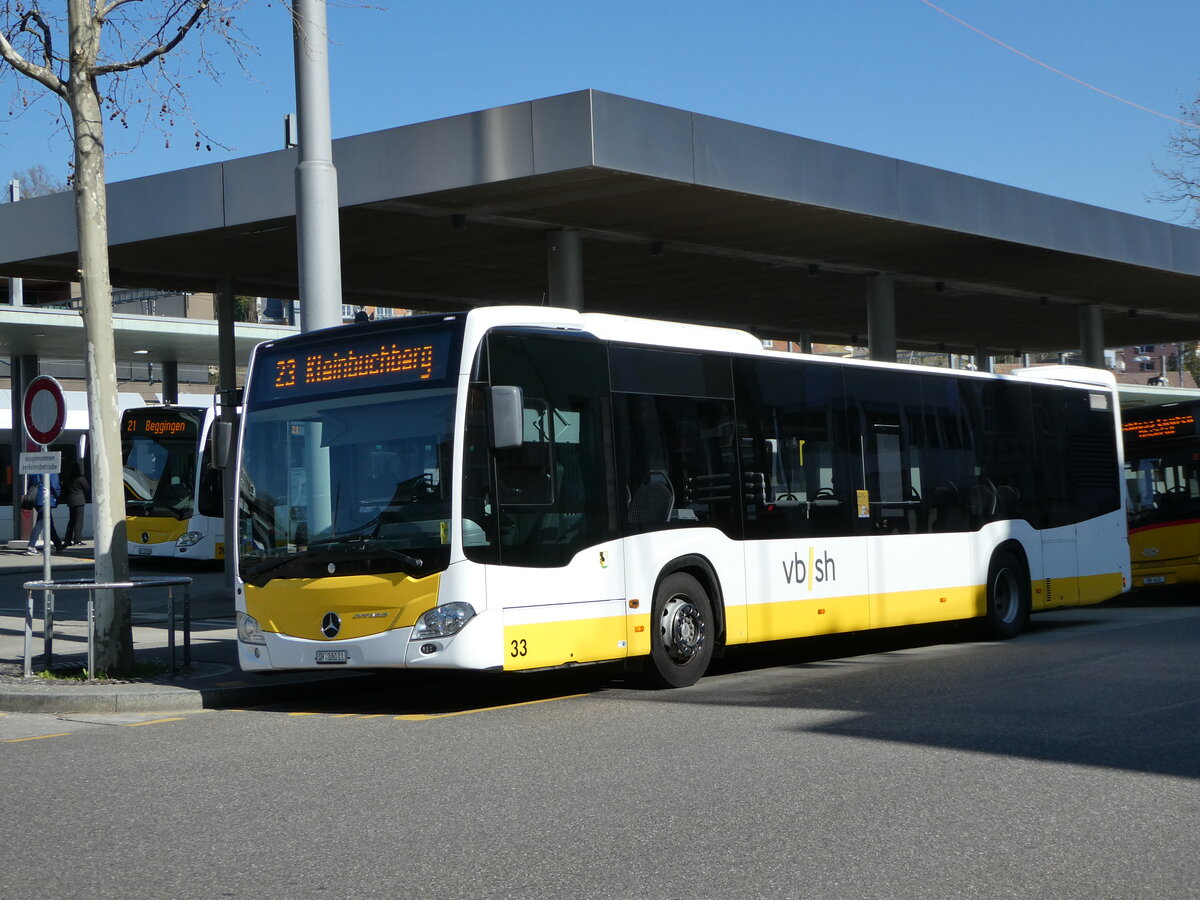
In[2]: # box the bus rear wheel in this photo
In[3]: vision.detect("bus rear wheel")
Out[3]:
[983,549,1029,640]
[644,572,714,689]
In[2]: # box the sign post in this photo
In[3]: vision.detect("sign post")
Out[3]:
[22,377,66,579]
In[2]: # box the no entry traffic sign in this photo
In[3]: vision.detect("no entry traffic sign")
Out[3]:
[23,375,66,446]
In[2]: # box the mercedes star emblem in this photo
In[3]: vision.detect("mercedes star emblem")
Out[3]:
[321,612,341,638]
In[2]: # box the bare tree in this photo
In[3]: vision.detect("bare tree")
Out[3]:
[1152,95,1200,226]
[0,0,250,674]
[6,163,67,197]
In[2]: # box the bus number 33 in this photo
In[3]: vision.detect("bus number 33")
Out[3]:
[510,639,528,658]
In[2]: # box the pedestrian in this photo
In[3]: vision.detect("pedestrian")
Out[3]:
[25,472,64,555]
[63,462,89,547]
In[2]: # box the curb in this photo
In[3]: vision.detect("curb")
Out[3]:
[0,682,206,714]
[0,668,373,715]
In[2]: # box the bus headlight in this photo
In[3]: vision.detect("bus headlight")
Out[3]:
[411,602,476,640]
[176,532,203,548]
[237,611,266,645]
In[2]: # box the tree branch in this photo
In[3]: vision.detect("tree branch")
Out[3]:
[93,0,210,75]
[15,8,58,69]
[0,22,66,97]
[100,0,149,16]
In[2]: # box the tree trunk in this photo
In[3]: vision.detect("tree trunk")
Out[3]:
[68,0,133,674]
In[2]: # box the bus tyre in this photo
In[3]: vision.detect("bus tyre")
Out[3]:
[983,549,1029,640]
[645,572,714,689]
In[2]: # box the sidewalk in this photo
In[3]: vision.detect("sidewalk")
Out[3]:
[0,542,365,714]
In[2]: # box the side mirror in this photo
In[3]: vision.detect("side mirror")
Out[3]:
[489,385,524,450]
[212,419,236,470]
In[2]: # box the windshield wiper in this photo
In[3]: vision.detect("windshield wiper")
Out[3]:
[307,536,424,571]
[241,551,309,582]
[241,538,424,587]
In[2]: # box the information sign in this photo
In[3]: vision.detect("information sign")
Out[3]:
[19,451,62,475]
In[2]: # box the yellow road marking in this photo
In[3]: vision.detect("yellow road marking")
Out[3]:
[394,693,587,721]
[5,733,71,743]
[124,717,187,727]
[279,694,588,721]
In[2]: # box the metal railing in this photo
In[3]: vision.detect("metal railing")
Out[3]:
[22,577,193,680]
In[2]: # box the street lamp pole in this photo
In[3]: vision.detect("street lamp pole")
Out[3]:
[293,0,343,333]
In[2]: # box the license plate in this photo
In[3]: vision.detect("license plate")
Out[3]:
[1142,576,1166,585]
[137,547,152,555]
[315,649,348,664]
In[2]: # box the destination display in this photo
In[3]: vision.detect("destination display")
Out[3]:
[249,324,458,405]
[1122,410,1199,441]
[122,409,202,440]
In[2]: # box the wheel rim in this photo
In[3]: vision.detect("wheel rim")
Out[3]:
[658,593,706,665]
[990,566,1020,625]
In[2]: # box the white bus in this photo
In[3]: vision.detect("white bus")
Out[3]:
[233,307,1129,687]
[121,405,226,561]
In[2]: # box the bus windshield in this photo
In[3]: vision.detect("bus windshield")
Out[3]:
[238,386,457,581]
[122,408,204,519]
[1125,444,1200,529]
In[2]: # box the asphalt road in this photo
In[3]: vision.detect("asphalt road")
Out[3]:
[2,586,1198,899]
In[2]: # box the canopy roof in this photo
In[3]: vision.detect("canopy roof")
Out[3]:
[3,90,1198,356]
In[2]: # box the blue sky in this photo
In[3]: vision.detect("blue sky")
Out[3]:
[4,0,1199,223]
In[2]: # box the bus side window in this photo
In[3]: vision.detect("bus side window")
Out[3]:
[733,356,854,539]
[845,368,924,535]
[495,400,553,506]
[613,393,738,537]
[919,374,973,534]
[968,380,1038,527]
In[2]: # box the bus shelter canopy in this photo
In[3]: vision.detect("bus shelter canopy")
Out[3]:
[2,90,1199,356]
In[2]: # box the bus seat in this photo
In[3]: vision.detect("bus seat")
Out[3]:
[995,484,1020,517]
[969,479,998,518]
[628,479,674,523]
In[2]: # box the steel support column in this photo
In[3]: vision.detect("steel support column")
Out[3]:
[1079,304,1106,369]
[547,229,584,310]
[866,274,897,363]
[215,279,238,593]
[161,361,179,405]
[6,181,21,308]
[9,355,36,542]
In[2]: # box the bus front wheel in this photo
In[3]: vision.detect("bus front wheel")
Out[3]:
[644,572,714,689]
[983,549,1029,640]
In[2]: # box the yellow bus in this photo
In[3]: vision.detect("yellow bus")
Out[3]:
[233,307,1128,687]
[122,405,225,561]
[1123,399,1200,587]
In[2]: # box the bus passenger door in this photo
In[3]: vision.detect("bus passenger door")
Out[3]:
[477,333,628,671]
[735,357,870,642]
[852,371,977,628]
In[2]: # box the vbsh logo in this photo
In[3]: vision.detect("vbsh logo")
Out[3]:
[781,548,837,589]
